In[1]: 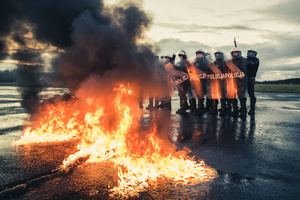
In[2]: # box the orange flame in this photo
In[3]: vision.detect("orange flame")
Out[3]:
[188,65,201,95]
[13,84,216,198]
[226,77,237,99]
[210,79,221,99]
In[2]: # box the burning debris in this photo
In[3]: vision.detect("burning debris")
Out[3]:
[3,0,217,197]
[13,84,216,198]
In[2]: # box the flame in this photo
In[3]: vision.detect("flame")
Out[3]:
[226,77,237,99]
[13,84,216,198]
[210,79,221,99]
[187,64,205,98]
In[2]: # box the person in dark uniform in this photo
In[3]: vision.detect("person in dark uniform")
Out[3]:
[161,54,175,109]
[206,51,227,116]
[192,49,209,115]
[146,56,161,110]
[228,48,248,118]
[246,49,259,115]
[164,50,190,115]
[173,50,190,114]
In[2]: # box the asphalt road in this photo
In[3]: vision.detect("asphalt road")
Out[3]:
[0,86,300,199]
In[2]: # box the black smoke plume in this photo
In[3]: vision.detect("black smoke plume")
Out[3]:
[0,0,157,114]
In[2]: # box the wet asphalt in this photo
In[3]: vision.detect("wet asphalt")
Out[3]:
[0,86,300,199]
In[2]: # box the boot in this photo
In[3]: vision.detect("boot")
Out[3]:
[183,100,189,110]
[239,98,247,119]
[139,97,143,109]
[154,97,160,109]
[165,97,171,110]
[158,98,165,108]
[208,99,218,115]
[176,99,188,115]
[189,98,196,112]
[219,99,226,117]
[225,99,231,114]
[230,99,239,117]
[146,97,154,110]
[204,98,212,113]
[248,97,256,115]
[193,98,205,116]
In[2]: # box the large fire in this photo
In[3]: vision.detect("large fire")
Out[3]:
[13,84,216,198]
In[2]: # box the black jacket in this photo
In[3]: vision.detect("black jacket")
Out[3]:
[246,57,259,78]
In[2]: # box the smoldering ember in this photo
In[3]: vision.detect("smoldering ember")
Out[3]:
[1,0,300,200]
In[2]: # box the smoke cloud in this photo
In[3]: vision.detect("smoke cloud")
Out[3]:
[0,0,158,113]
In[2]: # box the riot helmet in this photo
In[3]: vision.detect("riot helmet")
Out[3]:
[231,48,242,58]
[214,50,224,59]
[178,50,187,59]
[196,49,205,58]
[247,49,257,58]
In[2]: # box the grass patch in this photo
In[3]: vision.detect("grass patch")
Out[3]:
[255,84,300,93]
[0,82,19,86]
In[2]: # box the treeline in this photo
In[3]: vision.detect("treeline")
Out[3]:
[257,78,300,84]
[0,69,17,82]
[1,69,299,85]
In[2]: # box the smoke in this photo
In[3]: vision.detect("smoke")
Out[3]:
[58,2,155,93]
[17,65,42,114]
[0,0,158,114]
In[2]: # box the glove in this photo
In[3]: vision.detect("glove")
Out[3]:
[171,54,176,62]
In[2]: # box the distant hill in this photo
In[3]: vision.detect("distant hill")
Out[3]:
[257,78,300,84]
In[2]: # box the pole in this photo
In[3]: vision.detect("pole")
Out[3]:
[234,38,237,48]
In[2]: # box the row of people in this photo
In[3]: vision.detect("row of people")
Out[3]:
[143,48,260,118]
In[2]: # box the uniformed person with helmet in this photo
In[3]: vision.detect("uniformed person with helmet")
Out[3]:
[206,50,227,116]
[226,48,248,118]
[191,49,209,115]
[165,50,190,114]
[246,49,259,115]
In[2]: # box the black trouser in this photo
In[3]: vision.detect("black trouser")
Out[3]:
[248,80,255,99]
[248,80,256,111]
[177,81,189,110]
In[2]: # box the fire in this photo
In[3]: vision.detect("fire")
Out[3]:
[13,84,216,198]
[210,79,221,100]
[226,77,237,99]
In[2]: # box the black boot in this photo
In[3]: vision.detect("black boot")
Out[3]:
[176,99,188,115]
[139,97,143,109]
[205,98,212,113]
[189,98,196,112]
[154,97,160,109]
[183,100,189,110]
[158,98,165,108]
[208,99,218,115]
[193,98,205,116]
[230,99,239,117]
[225,99,231,114]
[239,98,247,119]
[165,97,171,109]
[146,97,154,110]
[219,99,226,117]
[248,97,256,115]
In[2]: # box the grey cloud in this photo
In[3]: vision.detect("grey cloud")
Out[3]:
[260,0,300,24]
[156,22,254,34]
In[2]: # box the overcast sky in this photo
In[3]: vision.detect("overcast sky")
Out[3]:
[141,0,300,81]
[1,0,300,81]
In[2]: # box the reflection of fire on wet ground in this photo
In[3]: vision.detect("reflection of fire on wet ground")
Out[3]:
[11,85,217,199]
